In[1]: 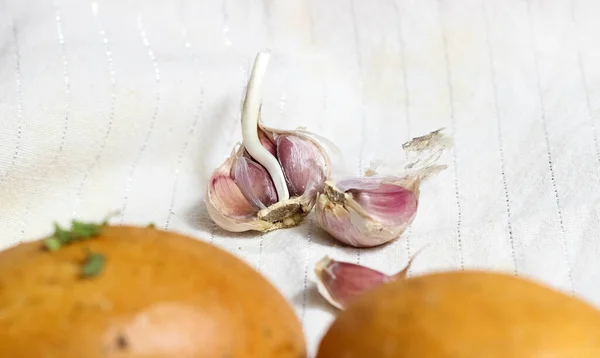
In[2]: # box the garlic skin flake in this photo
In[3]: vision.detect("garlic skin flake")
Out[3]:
[315,129,452,248]
[314,254,417,310]
[206,52,332,233]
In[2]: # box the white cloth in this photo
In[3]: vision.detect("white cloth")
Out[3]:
[2,0,600,355]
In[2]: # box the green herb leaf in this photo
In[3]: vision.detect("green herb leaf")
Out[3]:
[147,223,156,229]
[43,223,70,251]
[43,237,62,251]
[81,252,105,278]
[54,223,73,243]
[43,219,108,251]
[71,220,104,240]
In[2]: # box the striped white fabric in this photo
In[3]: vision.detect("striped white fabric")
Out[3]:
[2,0,600,355]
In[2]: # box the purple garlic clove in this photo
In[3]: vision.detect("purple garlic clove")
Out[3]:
[315,178,419,248]
[277,134,327,197]
[232,156,278,210]
[314,253,419,309]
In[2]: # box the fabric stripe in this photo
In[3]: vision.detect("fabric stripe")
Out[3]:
[164,28,204,230]
[119,15,161,223]
[482,0,518,275]
[526,0,573,294]
[53,6,70,162]
[21,3,73,239]
[438,0,464,270]
[392,0,414,273]
[1,24,23,183]
[349,0,367,265]
[570,0,600,168]
[73,2,117,217]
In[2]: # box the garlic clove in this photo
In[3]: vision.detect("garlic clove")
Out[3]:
[210,166,257,218]
[315,178,418,248]
[232,156,278,209]
[276,134,327,197]
[253,125,332,228]
[315,128,451,248]
[344,181,418,226]
[206,153,270,233]
[314,256,392,310]
[314,253,418,310]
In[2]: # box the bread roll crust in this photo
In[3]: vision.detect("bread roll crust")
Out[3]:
[0,225,305,358]
[317,270,600,358]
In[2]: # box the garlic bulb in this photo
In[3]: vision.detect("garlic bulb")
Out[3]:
[314,253,419,309]
[315,129,452,247]
[206,52,332,233]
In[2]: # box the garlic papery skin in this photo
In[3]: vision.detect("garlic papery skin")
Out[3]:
[205,51,333,233]
[314,255,416,309]
[315,128,451,248]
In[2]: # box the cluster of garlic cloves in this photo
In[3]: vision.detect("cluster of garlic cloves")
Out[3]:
[206,52,332,233]
[314,252,420,309]
[206,50,451,247]
[314,129,452,248]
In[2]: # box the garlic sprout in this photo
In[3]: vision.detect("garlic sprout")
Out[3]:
[206,52,333,233]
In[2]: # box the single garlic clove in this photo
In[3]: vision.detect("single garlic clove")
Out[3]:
[276,134,327,197]
[315,178,418,248]
[315,128,451,247]
[206,153,270,233]
[210,167,258,218]
[232,156,278,209]
[314,254,418,309]
[341,180,418,226]
[314,256,392,310]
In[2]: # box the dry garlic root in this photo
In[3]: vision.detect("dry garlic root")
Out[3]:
[314,129,452,247]
[206,52,332,233]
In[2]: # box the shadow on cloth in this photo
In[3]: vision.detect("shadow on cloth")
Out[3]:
[291,281,339,317]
